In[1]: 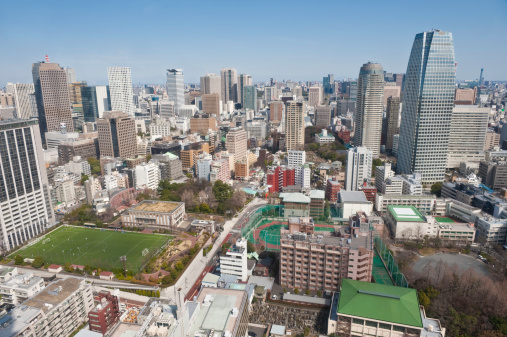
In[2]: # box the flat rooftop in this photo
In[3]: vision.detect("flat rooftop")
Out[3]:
[0,305,41,337]
[387,205,425,222]
[340,191,369,203]
[131,200,183,213]
[23,277,84,312]
[281,232,373,250]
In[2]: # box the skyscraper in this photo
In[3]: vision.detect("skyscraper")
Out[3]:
[202,93,221,116]
[323,74,334,94]
[65,67,76,84]
[385,96,400,153]
[243,86,257,112]
[166,69,184,113]
[96,111,137,158]
[285,101,305,151]
[200,73,221,95]
[0,119,55,251]
[353,63,384,156]
[397,30,456,183]
[308,86,322,107]
[32,62,74,141]
[82,86,110,122]
[5,83,37,119]
[220,68,238,104]
[238,74,252,106]
[107,67,135,116]
[345,147,373,191]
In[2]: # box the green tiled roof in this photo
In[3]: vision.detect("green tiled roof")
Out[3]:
[338,279,423,328]
[387,205,425,222]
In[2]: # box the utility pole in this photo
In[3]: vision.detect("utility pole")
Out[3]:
[120,255,127,277]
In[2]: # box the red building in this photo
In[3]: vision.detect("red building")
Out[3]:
[359,186,377,203]
[337,130,351,144]
[325,177,341,203]
[88,291,120,335]
[267,166,296,193]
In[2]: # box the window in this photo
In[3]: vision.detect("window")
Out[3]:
[365,321,377,328]
[393,325,405,332]
[379,323,391,330]
[353,318,364,325]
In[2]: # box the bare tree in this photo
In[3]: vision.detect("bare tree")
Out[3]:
[181,190,197,209]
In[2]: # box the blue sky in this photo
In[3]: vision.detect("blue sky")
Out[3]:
[1,0,506,85]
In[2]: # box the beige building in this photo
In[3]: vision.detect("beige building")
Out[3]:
[314,106,332,127]
[200,73,221,95]
[269,101,284,122]
[285,101,305,151]
[97,111,137,158]
[190,115,217,134]
[308,86,322,107]
[202,93,221,116]
[455,87,477,104]
[32,62,74,136]
[221,68,238,104]
[226,127,247,163]
[383,82,401,106]
[121,200,186,229]
[484,130,500,150]
[385,96,400,152]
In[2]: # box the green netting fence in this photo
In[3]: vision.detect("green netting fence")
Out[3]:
[374,234,408,287]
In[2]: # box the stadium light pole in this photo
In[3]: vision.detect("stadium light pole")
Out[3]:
[120,255,127,278]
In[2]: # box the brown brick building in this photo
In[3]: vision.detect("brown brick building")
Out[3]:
[88,291,120,335]
[58,138,99,164]
[190,115,217,134]
[97,111,137,158]
[202,93,221,116]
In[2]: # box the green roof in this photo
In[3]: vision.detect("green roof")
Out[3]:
[338,279,423,328]
[387,205,425,222]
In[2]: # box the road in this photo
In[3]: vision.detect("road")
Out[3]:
[160,197,267,301]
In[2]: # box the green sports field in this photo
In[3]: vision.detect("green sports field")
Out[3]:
[12,226,171,271]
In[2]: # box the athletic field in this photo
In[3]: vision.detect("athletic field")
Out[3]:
[12,226,171,271]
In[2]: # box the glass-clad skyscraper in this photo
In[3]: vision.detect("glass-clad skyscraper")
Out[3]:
[166,69,184,114]
[397,30,456,184]
[82,85,110,122]
[243,86,257,112]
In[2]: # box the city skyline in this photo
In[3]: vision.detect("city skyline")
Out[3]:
[1,0,506,85]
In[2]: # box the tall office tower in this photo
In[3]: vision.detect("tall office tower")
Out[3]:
[479,68,484,86]
[323,74,334,94]
[65,67,76,84]
[107,67,135,116]
[383,83,401,106]
[385,96,401,153]
[314,106,332,127]
[238,74,252,106]
[285,101,305,151]
[220,68,238,104]
[32,62,74,141]
[225,127,247,163]
[6,83,36,119]
[0,119,55,251]
[353,63,384,156]
[166,69,184,113]
[446,105,489,169]
[243,86,257,112]
[82,86,110,122]
[394,73,404,87]
[397,30,456,183]
[269,101,284,122]
[202,94,221,116]
[200,73,221,95]
[265,86,278,102]
[345,147,373,191]
[69,81,87,112]
[308,86,322,107]
[96,111,137,158]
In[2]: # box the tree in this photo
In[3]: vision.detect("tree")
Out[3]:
[294,287,299,294]
[303,326,310,336]
[32,256,44,268]
[161,275,173,285]
[14,255,24,265]
[317,290,322,297]
[305,288,310,296]
[247,241,255,253]
[80,174,89,186]
[212,180,233,203]
[231,190,247,209]
[418,291,430,310]
[431,182,443,197]
[181,190,197,209]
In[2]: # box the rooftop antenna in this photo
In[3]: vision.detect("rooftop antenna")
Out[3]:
[45,54,49,63]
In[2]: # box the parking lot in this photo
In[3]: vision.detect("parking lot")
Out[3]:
[411,252,490,277]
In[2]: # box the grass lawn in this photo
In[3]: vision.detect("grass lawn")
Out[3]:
[12,226,171,271]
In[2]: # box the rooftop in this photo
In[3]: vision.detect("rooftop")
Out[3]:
[280,192,311,204]
[387,205,425,222]
[270,324,286,336]
[23,277,84,312]
[340,191,369,203]
[338,279,423,328]
[131,200,184,213]
[202,273,220,285]
[0,305,41,337]
[309,190,325,199]
[282,231,373,250]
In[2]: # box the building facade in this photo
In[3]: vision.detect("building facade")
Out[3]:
[285,101,305,151]
[221,68,238,104]
[107,67,135,116]
[345,147,372,191]
[166,69,185,113]
[385,96,400,153]
[97,111,137,158]
[121,200,186,229]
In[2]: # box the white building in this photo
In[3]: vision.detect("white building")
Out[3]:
[375,163,394,192]
[0,268,45,305]
[476,216,507,244]
[107,67,135,116]
[135,162,160,190]
[64,156,91,176]
[220,238,248,282]
[175,117,189,133]
[196,154,213,181]
[200,73,221,95]
[103,174,118,190]
[308,86,322,107]
[45,129,79,149]
[150,117,172,137]
[338,191,373,218]
[345,147,372,191]
[167,69,184,112]
[315,129,335,144]
[56,179,76,203]
[178,105,198,118]
[287,150,306,166]
[295,165,311,189]
[5,83,36,119]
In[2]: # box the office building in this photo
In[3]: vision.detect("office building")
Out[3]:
[478,161,507,190]
[383,83,401,106]
[288,150,306,166]
[265,86,279,102]
[269,101,284,122]
[0,119,55,251]
[65,67,76,83]
[226,127,247,163]
[202,93,221,116]
[385,96,400,152]
[397,30,456,183]
[353,63,384,156]
[220,238,248,281]
[200,73,221,95]
[337,100,356,116]
[326,177,341,203]
[190,115,217,134]
[328,279,445,337]
[447,105,488,169]
[32,62,74,139]
[56,179,76,203]
[238,74,252,106]
[315,129,335,144]
[166,69,184,112]
[308,86,322,107]
[159,100,175,119]
[323,74,334,94]
[245,120,267,140]
[96,111,137,158]
[285,101,305,151]
[221,68,238,104]
[280,216,374,292]
[107,67,135,116]
[81,86,109,122]
[475,217,507,245]
[345,147,373,191]
[455,88,476,105]
[243,85,257,112]
[196,154,213,181]
[484,130,500,151]
[134,162,160,190]
[121,200,185,229]
[88,291,120,335]
[314,106,332,127]
[5,83,36,119]
[0,267,45,306]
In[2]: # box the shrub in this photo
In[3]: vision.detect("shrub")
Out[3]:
[14,255,24,265]
[32,256,44,268]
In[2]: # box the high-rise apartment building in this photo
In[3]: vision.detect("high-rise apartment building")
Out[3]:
[269,101,284,122]
[243,86,257,112]
[397,30,456,183]
[220,68,238,104]
[484,130,500,151]
[107,67,135,116]
[314,106,332,127]
[167,68,185,113]
[285,101,305,151]
[353,63,384,156]
[202,93,221,116]
[225,127,248,163]
[385,96,400,152]
[32,62,74,140]
[308,86,322,107]
[238,74,252,106]
[5,83,37,119]
[200,73,221,95]
[96,111,137,158]
[81,86,109,122]
[345,147,373,191]
[0,119,55,251]
[447,105,489,169]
